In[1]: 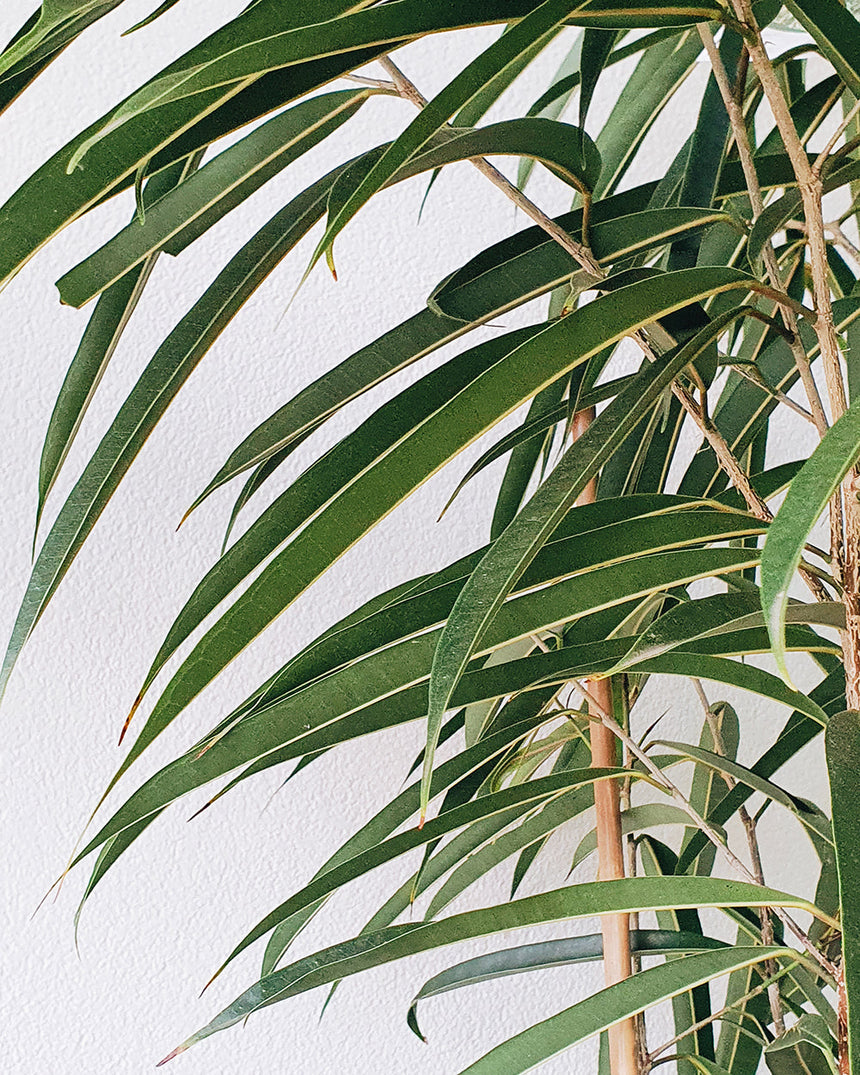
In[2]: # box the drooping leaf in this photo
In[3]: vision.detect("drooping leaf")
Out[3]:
[408,929,728,1040]
[203,767,643,987]
[190,183,663,505]
[159,877,810,1063]
[0,168,342,700]
[308,0,602,282]
[656,740,833,849]
[118,269,765,787]
[578,28,618,137]
[825,710,860,1075]
[36,151,202,537]
[56,89,372,307]
[761,394,860,681]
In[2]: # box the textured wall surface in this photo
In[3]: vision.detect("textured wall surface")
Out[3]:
[1,4,826,1073]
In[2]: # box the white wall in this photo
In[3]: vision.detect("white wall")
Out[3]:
[1,4,828,1073]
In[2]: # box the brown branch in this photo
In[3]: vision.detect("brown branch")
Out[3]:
[697,23,829,436]
[574,678,838,980]
[731,3,846,424]
[572,408,639,1075]
[378,57,602,277]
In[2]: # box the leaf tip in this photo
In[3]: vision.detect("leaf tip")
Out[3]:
[156,1042,188,1067]
[118,696,142,745]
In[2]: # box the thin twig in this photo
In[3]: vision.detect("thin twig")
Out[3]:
[814,96,860,173]
[647,961,798,1066]
[697,23,829,437]
[574,678,838,979]
[692,681,785,1034]
[786,217,860,270]
[728,361,816,424]
[378,57,602,277]
[344,73,399,92]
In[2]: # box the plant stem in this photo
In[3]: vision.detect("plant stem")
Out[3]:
[692,681,785,1034]
[697,23,829,436]
[377,57,602,277]
[574,678,837,980]
[572,408,639,1075]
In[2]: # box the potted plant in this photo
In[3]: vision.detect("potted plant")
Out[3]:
[5,2,860,1072]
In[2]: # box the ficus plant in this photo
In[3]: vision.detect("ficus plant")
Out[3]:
[8,0,860,1072]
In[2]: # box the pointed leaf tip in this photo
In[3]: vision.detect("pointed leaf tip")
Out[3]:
[156,1043,186,1066]
[118,697,141,745]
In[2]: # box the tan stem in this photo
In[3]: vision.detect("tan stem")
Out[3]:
[378,57,602,277]
[732,2,846,425]
[576,678,838,980]
[692,681,784,1032]
[697,23,829,435]
[572,408,639,1075]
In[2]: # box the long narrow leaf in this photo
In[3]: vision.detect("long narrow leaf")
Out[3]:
[761,394,860,681]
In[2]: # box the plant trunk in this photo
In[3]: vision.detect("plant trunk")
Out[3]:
[573,409,639,1075]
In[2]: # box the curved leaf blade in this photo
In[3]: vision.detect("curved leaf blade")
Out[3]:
[0,168,339,699]
[458,948,795,1075]
[160,877,809,1062]
[423,294,766,817]
[761,394,860,681]
[408,929,728,1040]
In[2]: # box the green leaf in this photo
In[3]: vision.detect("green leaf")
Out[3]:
[408,929,728,1040]
[56,89,371,307]
[122,0,182,35]
[423,786,596,922]
[190,183,662,506]
[0,1,127,82]
[430,205,728,322]
[422,292,775,817]
[0,8,76,118]
[764,1014,838,1075]
[36,152,201,537]
[457,948,797,1074]
[826,710,860,1075]
[656,740,833,848]
[0,0,393,289]
[143,495,729,728]
[761,393,860,682]
[571,803,695,870]
[0,168,340,700]
[121,269,763,785]
[683,701,739,878]
[518,27,583,189]
[785,0,860,97]
[257,708,555,976]
[205,768,642,986]
[578,28,618,136]
[639,836,717,1068]
[678,666,845,874]
[75,550,773,877]
[160,877,809,1063]
[591,26,702,198]
[309,0,601,281]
